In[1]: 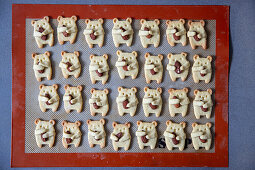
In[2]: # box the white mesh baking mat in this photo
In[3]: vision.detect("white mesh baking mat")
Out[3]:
[25,19,215,153]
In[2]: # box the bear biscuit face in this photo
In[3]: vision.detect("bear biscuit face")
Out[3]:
[57,16,77,28]
[166,19,185,33]
[87,119,105,133]
[60,51,80,66]
[137,121,157,133]
[118,87,137,99]
[39,84,58,97]
[62,121,81,134]
[168,53,189,68]
[165,121,185,134]
[64,85,82,98]
[140,19,160,32]
[32,16,52,33]
[90,55,108,66]
[188,20,206,34]
[144,87,162,99]
[169,88,189,101]
[113,18,132,30]
[193,55,212,70]
[116,50,138,66]
[145,54,163,67]
[85,19,103,31]
[33,52,51,65]
[35,119,55,132]
[194,89,212,103]
[91,89,108,101]
[112,122,131,137]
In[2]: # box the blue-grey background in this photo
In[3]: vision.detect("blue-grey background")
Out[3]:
[1,0,254,169]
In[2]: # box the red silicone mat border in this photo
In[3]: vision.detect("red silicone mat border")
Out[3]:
[12,4,229,167]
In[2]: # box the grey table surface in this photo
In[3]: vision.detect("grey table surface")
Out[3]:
[1,0,254,169]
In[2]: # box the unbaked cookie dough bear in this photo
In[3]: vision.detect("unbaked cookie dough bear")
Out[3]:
[112,18,133,47]
[144,53,163,84]
[116,87,138,117]
[57,16,78,45]
[32,51,52,82]
[191,122,212,150]
[38,84,59,112]
[59,51,81,79]
[166,52,190,82]
[166,19,187,46]
[193,89,213,119]
[136,121,158,149]
[192,55,212,83]
[63,85,83,113]
[61,120,82,148]
[34,118,56,148]
[138,19,160,48]
[187,20,207,49]
[83,18,105,48]
[168,88,190,117]
[89,54,109,84]
[115,50,139,79]
[89,88,109,116]
[164,120,186,151]
[143,87,162,117]
[110,122,131,151]
[87,119,106,148]
[31,16,54,48]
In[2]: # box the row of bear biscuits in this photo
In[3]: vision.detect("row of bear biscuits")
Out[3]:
[35,118,212,151]
[31,16,207,49]
[38,84,213,119]
[33,51,213,84]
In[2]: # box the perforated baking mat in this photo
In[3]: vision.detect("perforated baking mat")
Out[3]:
[25,19,215,153]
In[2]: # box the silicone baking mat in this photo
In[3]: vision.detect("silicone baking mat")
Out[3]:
[12,4,229,167]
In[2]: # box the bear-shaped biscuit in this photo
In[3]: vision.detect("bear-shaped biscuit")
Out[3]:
[31,16,54,48]
[110,122,131,151]
[83,18,104,48]
[63,85,83,113]
[142,87,162,117]
[34,118,56,148]
[38,84,59,112]
[112,18,133,47]
[89,88,109,116]
[116,87,138,117]
[144,53,163,84]
[163,120,186,151]
[187,20,207,49]
[115,50,139,79]
[168,88,190,117]
[57,16,78,45]
[191,122,212,150]
[193,89,213,119]
[87,119,106,148]
[61,120,82,148]
[167,52,190,82]
[136,121,158,149]
[138,19,160,48]
[59,51,81,79]
[166,19,187,47]
[89,54,109,84]
[32,51,52,82]
[192,55,212,83]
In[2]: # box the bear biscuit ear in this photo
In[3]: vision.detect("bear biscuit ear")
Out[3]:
[57,16,63,22]
[100,119,105,125]
[193,54,199,61]
[140,19,146,25]
[152,121,158,127]
[188,20,193,27]
[103,54,108,60]
[112,121,117,128]
[74,51,79,57]
[64,84,70,90]
[132,51,138,57]
[49,120,55,125]
[103,88,109,94]
[183,87,189,93]
[71,15,77,21]
[39,84,45,90]
[137,121,142,126]
[168,88,175,94]
[181,52,187,57]
[194,89,199,95]
[44,51,50,57]
[166,20,171,25]
[31,20,36,26]
[167,53,172,59]
[144,87,149,92]
[207,55,213,62]
[116,50,122,56]
[89,54,94,60]
[62,120,67,126]
[32,53,36,59]
[61,51,66,56]
[166,120,172,126]
[145,53,150,58]
[85,19,90,24]
[34,118,41,125]
[157,87,162,94]
[98,18,104,24]
[179,19,185,24]
[86,119,91,125]
[154,19,160,25]
[131,87,137,93]
[192,123,198,128]
[53,84,58,90]
[125,122,131,128]
[113,18,118,24]
[207,88,213,95]
[90,88,95,94]
[180,122,186,128]
[118,87,123,92]
[44,16,50,23]
[126,17,132,23]
[77,85,83,91]
[200,20,205,27]
[158,54,163,60]
[75,121,81,127]
[206,122,212,128]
